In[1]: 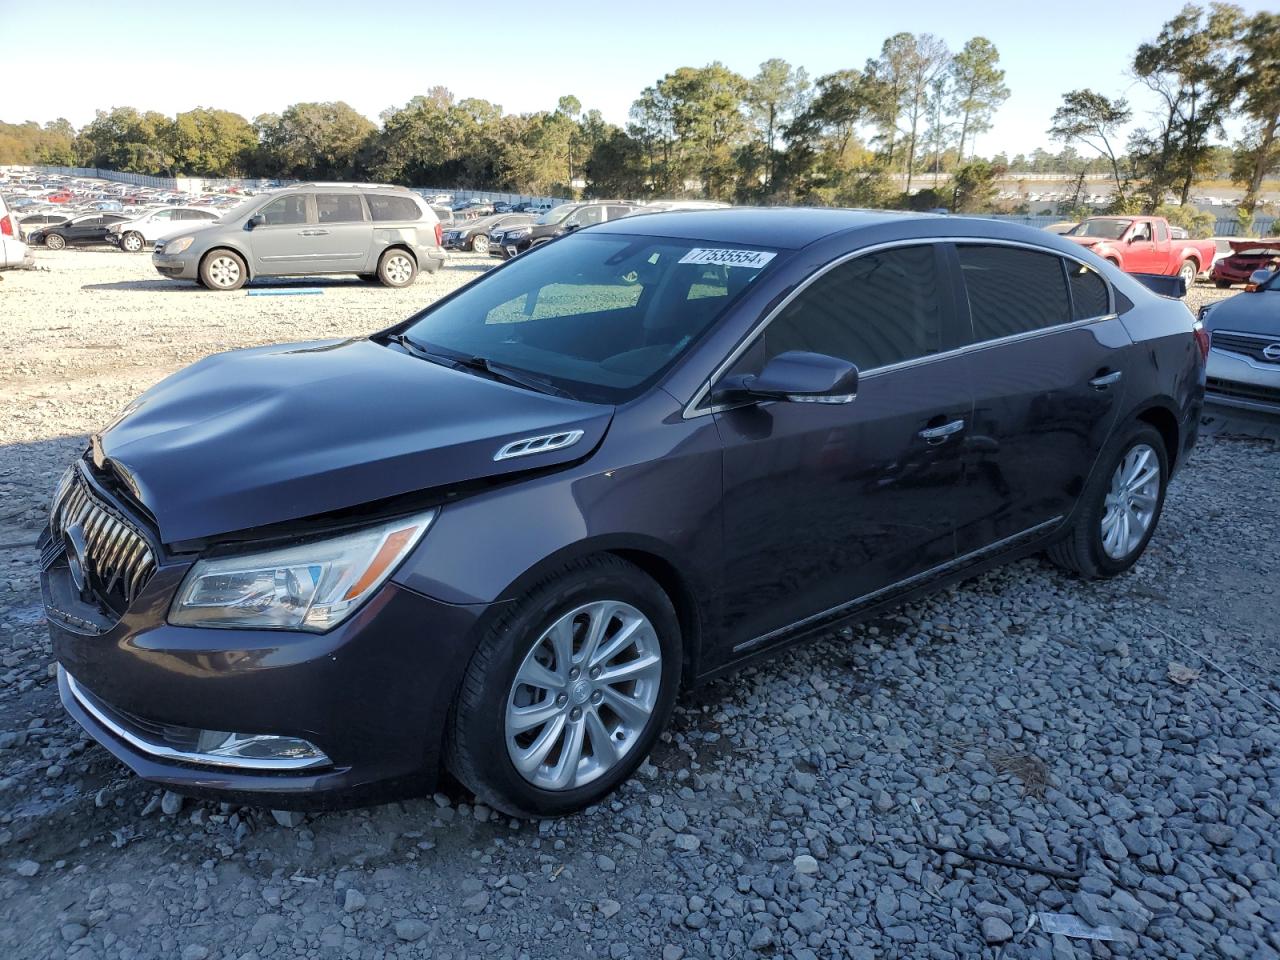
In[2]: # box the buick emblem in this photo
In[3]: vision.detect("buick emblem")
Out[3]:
[1263,343,1280,362]
[63,522,90,601]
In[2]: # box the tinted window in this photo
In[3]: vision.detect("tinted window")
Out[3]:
[316,193,366,224]
[762,245,942,370]
[368,194,422,222]
[1067,262,1110,320]
[606,205,635,220]
[149,209,175,221]
[569,206,605,227]
[259,195,308,226]
[958,245,1071,341]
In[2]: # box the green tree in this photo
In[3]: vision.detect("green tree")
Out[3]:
[170,108,256,176]
[584,127,647,196]
[253,101,376,180]
[1129,3,1244,209]
[950,38,1009,162]
[746,58,809,191]
[1048,89,1133,203]
[1229,11,1280,214]
[951,159,1001,212]
[74,108,174,174]
[871,33,950,191]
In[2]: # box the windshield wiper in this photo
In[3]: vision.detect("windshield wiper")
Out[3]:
[385,335,572,399]
[451,355,575,399]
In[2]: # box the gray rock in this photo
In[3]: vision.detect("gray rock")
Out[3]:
[14,860,38,877]
[161,790,184,816]
[394,918,430,941]
[982,917,1014,944]
[343,888,365,912]
[270,809,304,828]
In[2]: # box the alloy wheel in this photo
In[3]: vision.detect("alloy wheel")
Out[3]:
[207,255,241,289]
[45,234,65,250]
[472,234,489,255]
[1101,443,1160,559]
[384,254,414,285]
[505,601,662,791]
[1180,261,1196,289]
[122,232,143,253]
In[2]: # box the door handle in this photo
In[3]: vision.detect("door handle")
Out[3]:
[918,419,965,443]
[1090,370,1123,390]
[299,229,330,236]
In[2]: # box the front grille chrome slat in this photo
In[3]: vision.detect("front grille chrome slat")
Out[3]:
[51,472,158,608]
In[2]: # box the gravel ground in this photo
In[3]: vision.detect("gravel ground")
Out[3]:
[0,249,1277,960]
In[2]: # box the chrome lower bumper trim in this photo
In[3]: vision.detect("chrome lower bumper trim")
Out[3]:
[63,667,331,771]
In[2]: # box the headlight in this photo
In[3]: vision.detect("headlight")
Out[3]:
[169,510,436,631]
[164,236,194,255]
[506,227,531,240]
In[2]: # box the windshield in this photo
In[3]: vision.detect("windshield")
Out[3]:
[536,203,577,225]
[397,233,780,403]
[1071,218,1132,239]
[216,196,260,223]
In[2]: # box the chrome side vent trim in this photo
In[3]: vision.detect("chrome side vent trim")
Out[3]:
[493,430,585,462]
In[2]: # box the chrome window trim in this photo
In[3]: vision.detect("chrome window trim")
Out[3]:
[731,515,1063,654]
[1213,329,1280,342]
[683,235,1117,419]
[63,668,331,772]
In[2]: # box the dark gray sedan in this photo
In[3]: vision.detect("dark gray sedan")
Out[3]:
[43,209,1204,816]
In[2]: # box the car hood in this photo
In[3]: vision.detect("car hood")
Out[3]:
[1203,290,1280,337]
[93,338,614,544]
[1227,240,1280,256]
[1064,236,1103,248]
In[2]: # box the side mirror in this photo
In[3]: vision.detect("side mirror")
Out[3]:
[1248,268,1274,289]
[564,220,581,231]
[717,351,859,405]
[245,213,265,230]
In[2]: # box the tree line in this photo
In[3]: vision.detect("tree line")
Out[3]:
[1,4,1275,217]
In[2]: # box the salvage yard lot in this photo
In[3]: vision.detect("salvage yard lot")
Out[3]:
[0,249,1277,960]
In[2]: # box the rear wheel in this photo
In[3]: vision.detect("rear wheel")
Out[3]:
[1178,259,1197,291]
[377,248,417,287]
[471,233,490,255]
[44,233,65,250]
[1047,422,1168,579]
[447,556,681,818]
[120,231,144,253]
[199,250,247,291]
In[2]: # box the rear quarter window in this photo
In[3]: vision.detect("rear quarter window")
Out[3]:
[1067,262,1111,320]
[368,195,422,222]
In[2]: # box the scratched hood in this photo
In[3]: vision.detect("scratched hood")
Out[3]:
[95,338,613,543]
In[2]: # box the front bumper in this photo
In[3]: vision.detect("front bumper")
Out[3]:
[44,535,485,807]
[151,249,195,279]
[1205,348,1280,415]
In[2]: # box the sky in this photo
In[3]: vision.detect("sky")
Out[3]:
[6,0,1275,156]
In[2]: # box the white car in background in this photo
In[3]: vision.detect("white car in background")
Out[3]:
[108,206,221,252]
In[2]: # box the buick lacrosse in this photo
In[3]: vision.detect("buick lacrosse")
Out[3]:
[42,209,1205,816]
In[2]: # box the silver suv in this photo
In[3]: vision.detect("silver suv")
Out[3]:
[151,184,445,291]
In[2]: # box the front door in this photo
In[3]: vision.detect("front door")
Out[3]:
[248,194,314,274]
[951,244,1128,554]
[1122,220,1160,273]
[715,244,972,655]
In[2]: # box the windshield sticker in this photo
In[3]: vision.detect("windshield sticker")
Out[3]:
[678,248,776,269]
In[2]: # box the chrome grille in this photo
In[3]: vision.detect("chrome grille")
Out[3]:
[1211,330,1280,364]
[52,473,157,605]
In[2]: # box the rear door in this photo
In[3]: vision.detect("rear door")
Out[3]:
[714,243,972,654]
[950,243,1130,555]
[308,193,374,271]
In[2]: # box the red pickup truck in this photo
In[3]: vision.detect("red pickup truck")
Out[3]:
[1064,216,1215,294]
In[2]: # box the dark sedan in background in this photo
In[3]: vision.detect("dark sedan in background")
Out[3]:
[489,200,643,260]
[42,209,1203,817]
[443,213,535,254]
[1200,265,1280,412]
[32,213,132,250]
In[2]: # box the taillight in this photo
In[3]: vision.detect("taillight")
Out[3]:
[1193,321,1210,361]
[434,222,443,246]
[0,214,12,237]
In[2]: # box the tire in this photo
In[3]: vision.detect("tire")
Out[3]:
[1047,422,1169,580]
[1178,259,1197,292]
[447,555,682,818]
[199,249,247,291]
[120,231,144,253]
[45,233,65,250]
[470,233,490,255]
[377,248,417,287]
[1215,280,1232,289]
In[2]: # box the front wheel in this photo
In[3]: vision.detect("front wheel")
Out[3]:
[470,233,490,255]
[199,250,247,291]
[44,234,65,250]
[1178,259,1197,292]
[377,248,417,287]
[447,556,682,817]
[1047,422,1168,579]
[120,232,144,253]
